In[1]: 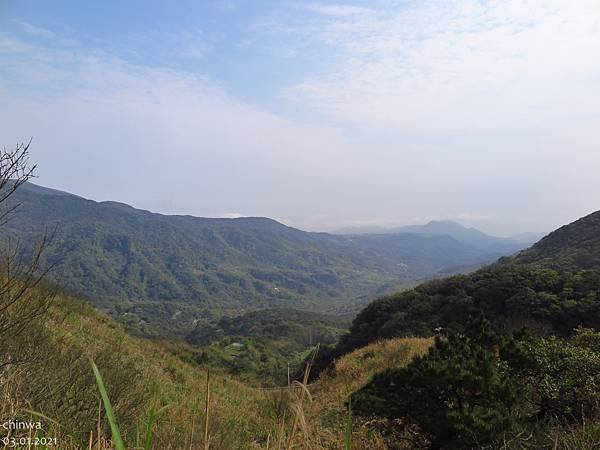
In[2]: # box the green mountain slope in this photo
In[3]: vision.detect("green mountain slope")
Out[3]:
[3,182,527,336]
[513,210,600,270]
[317,209,600,369]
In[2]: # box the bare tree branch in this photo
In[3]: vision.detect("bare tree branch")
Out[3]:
[0,140,55,365]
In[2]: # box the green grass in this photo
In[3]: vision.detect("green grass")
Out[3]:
[92,360,125,450]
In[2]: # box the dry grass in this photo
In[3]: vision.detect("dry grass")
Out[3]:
[1,295,277,449]
[1,290,433,450]
[303,337,433,449]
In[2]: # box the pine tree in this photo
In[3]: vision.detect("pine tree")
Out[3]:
[353,316,524,449]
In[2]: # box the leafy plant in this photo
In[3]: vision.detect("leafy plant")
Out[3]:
[511,329,600,421]
[91,360,125,450]
[144,404,170,450]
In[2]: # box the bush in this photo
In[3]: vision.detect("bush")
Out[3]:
[353,317,524,449]
[352,318,600,449]
[513,328,600,421]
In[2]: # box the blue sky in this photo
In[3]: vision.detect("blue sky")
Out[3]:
[1,1,600,235]
[1,1,346,112]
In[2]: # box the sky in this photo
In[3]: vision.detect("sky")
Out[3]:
[1,0,599,236]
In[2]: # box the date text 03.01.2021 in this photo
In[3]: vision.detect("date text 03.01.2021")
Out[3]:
[1,436,59,447]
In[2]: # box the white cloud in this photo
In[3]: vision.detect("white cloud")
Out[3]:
[298,3,374,17]
[14,20,55,38]
[284,0,600,135]
[1,3,600,236]
[0,34,371,230]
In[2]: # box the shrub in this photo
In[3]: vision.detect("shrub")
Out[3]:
[352,318,600,449]
[353,317,524,449]
[513,329,600,421]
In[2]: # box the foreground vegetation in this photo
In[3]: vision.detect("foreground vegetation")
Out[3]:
[1,284,434,449]
[354,317,600,449]
[4,287,600,449]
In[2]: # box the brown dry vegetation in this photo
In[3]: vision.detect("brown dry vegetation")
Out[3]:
[0,285,432,450]
[305,338,432,449]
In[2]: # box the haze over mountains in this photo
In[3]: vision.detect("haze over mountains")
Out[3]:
[334,221,546,249]
[4,183,533,336]
[315,208,600,374]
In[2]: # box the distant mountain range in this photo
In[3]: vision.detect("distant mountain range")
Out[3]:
[2,183,531,337]
[334,220,545,250]
[314,209,600,373]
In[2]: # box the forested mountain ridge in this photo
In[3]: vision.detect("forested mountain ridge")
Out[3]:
[335,220,537,253]
[512,209,600,270]
[1,182,528,336]
[315,209,600,370]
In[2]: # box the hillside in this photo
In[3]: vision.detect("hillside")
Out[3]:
[0,280,432,449]
[513,210,600,270]
[1,287,274,449]
[318,209,600,368]
[2,182,527,337]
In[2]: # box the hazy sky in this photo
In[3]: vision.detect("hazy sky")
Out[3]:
[1,1,599,236]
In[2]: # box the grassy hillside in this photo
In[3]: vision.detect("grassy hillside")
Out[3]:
[306,337,432,449]
[316,209,600,370]
[0,283,431,449]
[3,182,526,337]
[1,289,273,449]
[12,293,595,449]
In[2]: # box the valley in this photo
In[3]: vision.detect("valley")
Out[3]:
[3,182,530,338]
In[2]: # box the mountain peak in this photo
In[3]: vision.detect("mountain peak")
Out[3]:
[426,220,463,226]
[419,220,482,234]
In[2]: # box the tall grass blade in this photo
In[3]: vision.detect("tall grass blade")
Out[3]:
[203,368,210,450]
[144,409,156,450]
[286,344,319,450]
[91,360,125,450]
[344,397,352,450]
[144,404,170,450]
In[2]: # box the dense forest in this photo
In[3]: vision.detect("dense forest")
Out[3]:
[184,308,348,385]
[3,182,527,337]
